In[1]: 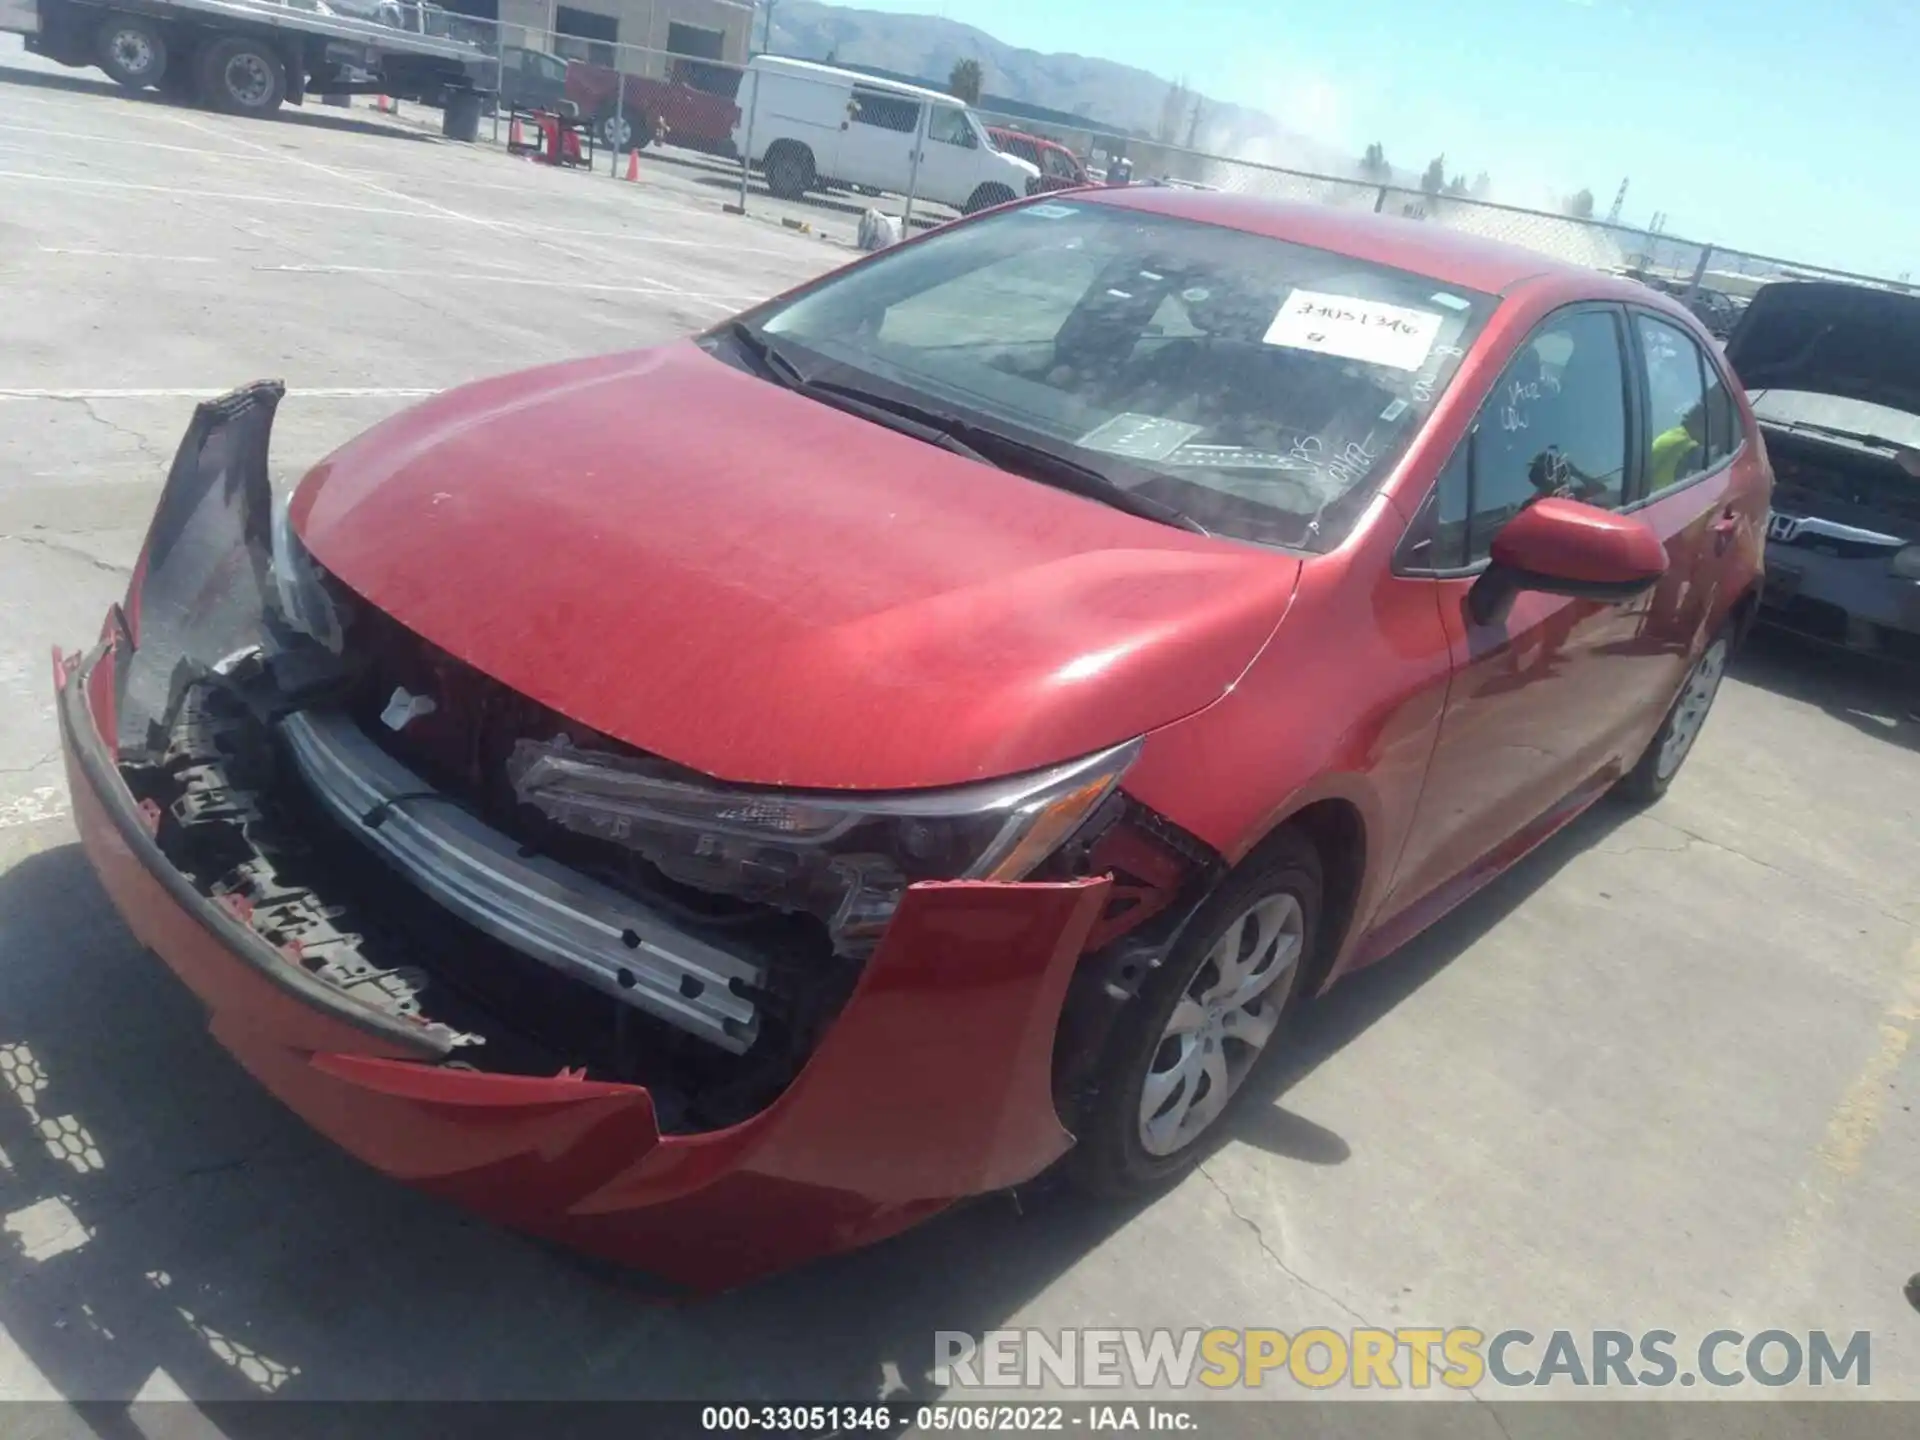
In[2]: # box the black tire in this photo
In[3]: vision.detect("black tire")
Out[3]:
[963,182,1016,215]
[1071,829,1322,1198]
[196,36,286,117]
[598,110,636,151]
[96,17,168,91]
[763,141,816,199]
[1615,630,1731,804]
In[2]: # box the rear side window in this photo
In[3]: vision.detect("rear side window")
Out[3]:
[852,88,919,133]
[1043,147,1080,181]
[1635,313,1709,495]
[1702,354,1740,467]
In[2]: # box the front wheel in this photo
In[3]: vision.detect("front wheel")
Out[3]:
[196,37,286,117]
[96,17,168,90]
[598,111,638,151]
[1616,632,1730,804]
[963,182,1016,215]
[763,140,817,199]
[1071,831,1321,1197]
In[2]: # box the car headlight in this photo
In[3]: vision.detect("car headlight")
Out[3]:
[1892,546,1920,581]
[270,489,347,652]
[507,736,1140,954]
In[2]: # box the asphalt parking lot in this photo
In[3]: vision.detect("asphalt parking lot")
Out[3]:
[1,40,1917,1423]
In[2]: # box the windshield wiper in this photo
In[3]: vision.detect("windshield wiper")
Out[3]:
[797,378,1211,536]
[724,325,1206,535]
[725,323,992,464]
[1775,419,1905,452]
[725,320,809,391]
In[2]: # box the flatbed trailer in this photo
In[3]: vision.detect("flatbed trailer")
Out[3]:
[1,0,496,132]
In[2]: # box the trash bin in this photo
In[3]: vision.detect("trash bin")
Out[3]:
[442,91,484,142]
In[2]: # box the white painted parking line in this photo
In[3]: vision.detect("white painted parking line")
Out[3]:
[38,246,220,262]
[0,114,735,220]
[160,111,505,230]
[0,166,806,257]
[0,166,478,218]
[249,262,756,306]
[0,120,230,158]
[155,112,760,304]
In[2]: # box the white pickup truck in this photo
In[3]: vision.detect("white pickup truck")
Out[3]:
[0,0,495,131]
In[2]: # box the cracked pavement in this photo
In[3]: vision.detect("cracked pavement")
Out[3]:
[0,35,1916,1421]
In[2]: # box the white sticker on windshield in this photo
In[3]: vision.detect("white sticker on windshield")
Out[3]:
[1430,291,1472,311]
[1077,413,1205,462]
[1024,203,1078,219]
[1379,398,1410,422]
[1263,290,1444,372]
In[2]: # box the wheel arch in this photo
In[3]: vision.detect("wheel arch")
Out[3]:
[1725,576,1763,653]
[1242,797,1368,1000]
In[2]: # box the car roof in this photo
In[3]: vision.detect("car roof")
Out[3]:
[749,56,960,106]
[1078,186,1618,297]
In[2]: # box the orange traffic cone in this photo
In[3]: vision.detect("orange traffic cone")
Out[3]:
[624,147,640,182]
[508,115,524,148]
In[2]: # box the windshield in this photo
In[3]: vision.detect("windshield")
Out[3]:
[751,203,1494,549]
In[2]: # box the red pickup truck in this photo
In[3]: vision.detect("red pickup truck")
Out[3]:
[987,127,1090,191]
[499,45,741,156]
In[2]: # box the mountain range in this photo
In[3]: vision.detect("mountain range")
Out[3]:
[765,0,1352,174]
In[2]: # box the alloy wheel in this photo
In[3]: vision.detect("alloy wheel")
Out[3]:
[1656,637,1728,780]
[1137,892,1303,1157]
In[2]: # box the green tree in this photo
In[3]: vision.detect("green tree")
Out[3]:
[1360,141,1388,179]
[948,58,983,105]
[1564,187,1596,219]
[1470,170,1492,199]
[1420,154,1446,195]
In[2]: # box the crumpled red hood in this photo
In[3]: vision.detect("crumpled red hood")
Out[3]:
[292,343,1300,790]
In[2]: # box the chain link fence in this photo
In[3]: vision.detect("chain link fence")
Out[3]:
[349,9,1909,308]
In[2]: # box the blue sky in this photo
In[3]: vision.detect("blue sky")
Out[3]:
[831,0,1915,280]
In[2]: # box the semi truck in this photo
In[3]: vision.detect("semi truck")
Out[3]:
[0,0,495,133]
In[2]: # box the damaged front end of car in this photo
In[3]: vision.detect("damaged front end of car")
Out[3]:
[54,383,1223,1286]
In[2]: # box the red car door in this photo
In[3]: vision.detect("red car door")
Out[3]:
[1382,304,1653,926]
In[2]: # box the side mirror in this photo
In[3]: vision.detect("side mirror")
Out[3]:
[1468,497,1668,626]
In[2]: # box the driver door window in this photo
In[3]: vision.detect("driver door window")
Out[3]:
[927,107,977,148]
[1042,147,1081,182]
[1434,307,1631,565]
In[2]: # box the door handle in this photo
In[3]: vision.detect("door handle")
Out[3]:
[1709,506,1739,534]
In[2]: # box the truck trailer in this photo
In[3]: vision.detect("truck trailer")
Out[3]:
[1,0,495,132]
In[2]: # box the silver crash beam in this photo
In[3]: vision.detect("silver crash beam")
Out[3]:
[279,709,764,1052]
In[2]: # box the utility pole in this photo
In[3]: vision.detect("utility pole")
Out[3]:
[1605,176,1628,226]
[759,0,777,56]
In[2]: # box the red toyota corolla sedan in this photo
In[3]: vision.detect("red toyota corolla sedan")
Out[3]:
[53,188,1767,1291]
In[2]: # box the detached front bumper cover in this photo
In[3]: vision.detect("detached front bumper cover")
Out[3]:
[55,383,1115,1288]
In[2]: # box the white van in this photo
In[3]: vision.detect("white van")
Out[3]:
[733,56,1041,215]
